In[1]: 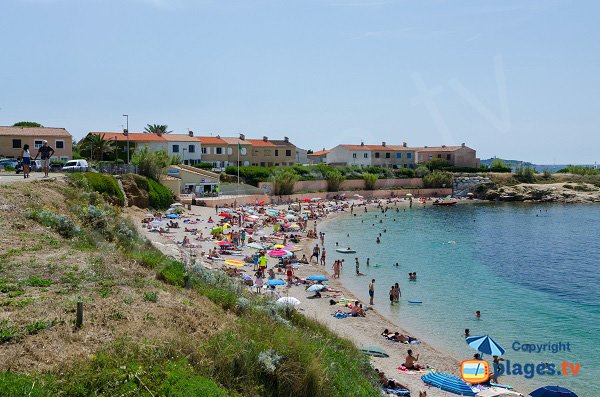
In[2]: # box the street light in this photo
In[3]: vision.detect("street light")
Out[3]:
[122,114,129,163]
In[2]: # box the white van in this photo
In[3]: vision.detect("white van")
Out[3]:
[62,159,89,172]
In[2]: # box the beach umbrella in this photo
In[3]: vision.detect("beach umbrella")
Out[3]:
[246,242,265,249]
[311,197,321,201]
[406,193,413,197]
[268,249,289,257]
[306,275,329,282]
[529,386,578,397]
[257,200,265,206]
[288,224,301,231]
[359,345,389,358]
[273,244,285,249]
[421,372,476,396]
[302,198,311,203]
[170,203,183,207]
[306,284,325,292]
[216,241,232,246]
[166,214,179,219]
[285,214,297,220]
[224,259,245,267]
[267,279,286,286]
[466,335,505,356]
[218,212,231,218]
[276,297,301,306]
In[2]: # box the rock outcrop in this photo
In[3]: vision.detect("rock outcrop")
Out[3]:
[484,183,600,203]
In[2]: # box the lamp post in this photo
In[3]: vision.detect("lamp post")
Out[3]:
[122,114,129,163]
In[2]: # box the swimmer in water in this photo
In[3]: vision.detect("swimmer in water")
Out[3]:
[475,310,481,319]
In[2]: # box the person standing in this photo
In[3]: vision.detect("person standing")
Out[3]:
[33,140,54,178]
[355,257,360,275]
[258,253,267,276]
[394,282,401,302]
[368,279,375,305]
[311,244,320,263]
[20,144,31,179]
[320,247,326,266]
[389,286,395,305]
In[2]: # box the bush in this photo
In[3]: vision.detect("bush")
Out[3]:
[325,170,345,192]
[423,171,453,188]
[26,208,79,238]
[192,162,214,170]
[158,260,187,287]
[424,158,449,170]
[225,166,273,186]
[415,165,430,178]
[147,178,173,209]
[131,146,169,181]
[271,169,299,195]
[515,166,536,183]
[394,168,415,178]
[82,173,125,206]
[362,173,378,190]
[557,165,600,176]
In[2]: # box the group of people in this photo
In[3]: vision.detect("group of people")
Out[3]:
[17,140,55,178]
[388,283,401,304]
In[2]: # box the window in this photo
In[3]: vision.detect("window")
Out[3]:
[34,140,43,149]
[227,147,233,155]
[396,152,402,159]
[437,154,442,159]
[363,153,368,158]
[201,147,208,154]
[407,152,412,159]
[215,147,223,155]
[55,140,64,149]
[353,153,357,159]
[374,152,380,158]
[260,162,265,167]
[446,154,451,160]
[172,144,180,153]
[275,149,279,156]
[12,139,21,149]
[240,147,247,155]
[428,155,433,160]
[243,160,250,166]
[385,152,391,159]
[286,149,291,156]
[188,145,195,153]
[60,156,69,161]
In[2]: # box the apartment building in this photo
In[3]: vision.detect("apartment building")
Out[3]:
[0,126,73,160]
[414,144,479,168]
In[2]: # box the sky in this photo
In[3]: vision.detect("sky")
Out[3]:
[1,0,598,164]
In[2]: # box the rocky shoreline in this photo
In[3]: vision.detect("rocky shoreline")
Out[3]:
[480,182,600,203]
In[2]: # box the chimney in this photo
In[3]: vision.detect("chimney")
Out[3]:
[216,134,220,138]
[424,145,428,148]
[284,136,289,143]
[239,133,245,140]
[263,136,268,142]
[402,142,407,147]
[442,144,446,148]
[188,130,194,137]
[382,141,386,147]
[461,142,466,147]
[360,141,364,146]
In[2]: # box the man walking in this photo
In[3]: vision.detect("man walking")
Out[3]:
[368,279,375,305]
[33,140,54,178]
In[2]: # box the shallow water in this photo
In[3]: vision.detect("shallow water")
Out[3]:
[321,202,600,395]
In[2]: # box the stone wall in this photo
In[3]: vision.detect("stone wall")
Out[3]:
[258,178,423,194]
[453,176,492,196]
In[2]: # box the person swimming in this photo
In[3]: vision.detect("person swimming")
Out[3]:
[376,237,381,244]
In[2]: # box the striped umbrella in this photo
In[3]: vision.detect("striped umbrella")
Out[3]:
[421,372,476,396]
[466,335,506,356]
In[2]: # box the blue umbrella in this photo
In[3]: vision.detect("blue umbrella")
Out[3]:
[466,335,505,356]
[530,386,578,397]
[421,372,475,396]
[166,214,179,219]
[306,275,329,282]
[307,284,326,292]
[267,279,286,286]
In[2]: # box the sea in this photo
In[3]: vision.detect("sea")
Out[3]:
[321,202,600,395]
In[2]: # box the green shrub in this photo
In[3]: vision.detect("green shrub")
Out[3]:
[26,209,79,238]
[25,320,54,335]
[557,165,600,175]
[415,166,430,178]
[0,319,18,343]
[515,166,536,183]
[226,166,273,186]
[131,146,169,181]
[424,158,449,170]
[325,170,345,192]
[82,173,125,206]
[394,168,415,178]
[144,291,158,303]
[24,277,52,287]
[271,169,299,195]
[147,178,173,209]
[192,162,214,170]
[363,173,378,190]
[0,372,48,397]
[158,260,187,287]
[423,171,453,188]
[128,247,165,269]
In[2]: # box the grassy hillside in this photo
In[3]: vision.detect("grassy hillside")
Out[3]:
[0,176,379,396]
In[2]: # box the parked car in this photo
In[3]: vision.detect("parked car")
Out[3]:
[0,158,18,170]
[61,159,89,172]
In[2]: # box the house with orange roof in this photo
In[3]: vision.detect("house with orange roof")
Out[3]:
[414,143,479,168]
[307,149,330,164]
[0,126,73,161]
[247,136,297,167]
[196,134,250,169]
[326,141,416,168]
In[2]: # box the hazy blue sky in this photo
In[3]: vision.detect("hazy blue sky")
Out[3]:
[1,0,598,163]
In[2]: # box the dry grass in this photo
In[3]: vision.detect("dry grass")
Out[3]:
[0,180,232,373]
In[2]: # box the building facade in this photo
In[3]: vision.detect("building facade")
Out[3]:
[414,144,479,168]
[247,136,297,167]
[0,126,73,161]
[326,142,416,168]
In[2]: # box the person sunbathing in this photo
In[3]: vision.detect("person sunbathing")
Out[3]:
[403,349,426,370]
[375,369,409,390]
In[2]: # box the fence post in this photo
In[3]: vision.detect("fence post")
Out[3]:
[76,301,83,328]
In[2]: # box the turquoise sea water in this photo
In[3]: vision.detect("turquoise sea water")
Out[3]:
[321,203,600,395]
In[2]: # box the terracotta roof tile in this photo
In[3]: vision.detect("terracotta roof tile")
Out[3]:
[197,136,227,145]
[162,134,200,142]
[0,126,71,137]
[413,146,469,152]
[308,150,330,156]
[89,132,166,142]
[247,139,276,147]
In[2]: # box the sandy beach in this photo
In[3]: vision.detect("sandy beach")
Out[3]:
[128,197,524,396]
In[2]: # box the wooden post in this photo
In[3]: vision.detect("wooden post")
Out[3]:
[76,301,83,328]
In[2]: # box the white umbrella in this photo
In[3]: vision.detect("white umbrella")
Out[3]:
[170,203,183,207]
[144,213,155,218]
[276,297,301,306]
[406,193,413,197]
[285,214,297,220]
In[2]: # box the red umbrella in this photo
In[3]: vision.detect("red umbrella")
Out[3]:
[258,200,265,206]
[218,212,231,218]
[302,198,311,203]
[216,241,231,246]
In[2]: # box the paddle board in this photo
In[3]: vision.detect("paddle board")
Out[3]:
[408,300,422,304]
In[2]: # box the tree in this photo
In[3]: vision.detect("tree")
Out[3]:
[490,158,507,169]
[271,169,299,195]
[144,124,171,135]
[423,171,453,188]
[79,133,115,161]
[325,170,345,192]
[131,146,169,181]
[363,173,378,190]
[13,121,43,127]
[424,158,449,170]
[415,166,430,178]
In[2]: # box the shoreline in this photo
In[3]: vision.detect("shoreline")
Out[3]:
[129,198,527,396]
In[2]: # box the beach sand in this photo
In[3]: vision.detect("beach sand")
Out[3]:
[128,198,523,396]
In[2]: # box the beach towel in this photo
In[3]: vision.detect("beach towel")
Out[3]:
[382,386,411,396]
[397,366,432,375]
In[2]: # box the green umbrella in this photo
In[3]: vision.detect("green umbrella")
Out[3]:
[359,345,389,358]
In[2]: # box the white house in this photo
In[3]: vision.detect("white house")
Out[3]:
[163,133,202,165]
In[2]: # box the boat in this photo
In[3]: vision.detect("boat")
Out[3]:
[432,200,457,206]
[336,248,356,254]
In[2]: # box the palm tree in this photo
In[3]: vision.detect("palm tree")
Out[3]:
[144,124,171,135]
[80,133,115,161]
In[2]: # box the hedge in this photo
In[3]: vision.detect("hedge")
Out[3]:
[83,173,125,206]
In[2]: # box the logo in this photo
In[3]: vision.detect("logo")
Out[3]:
[460,360,490,384]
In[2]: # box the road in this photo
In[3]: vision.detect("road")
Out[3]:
[0,172,66,183]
